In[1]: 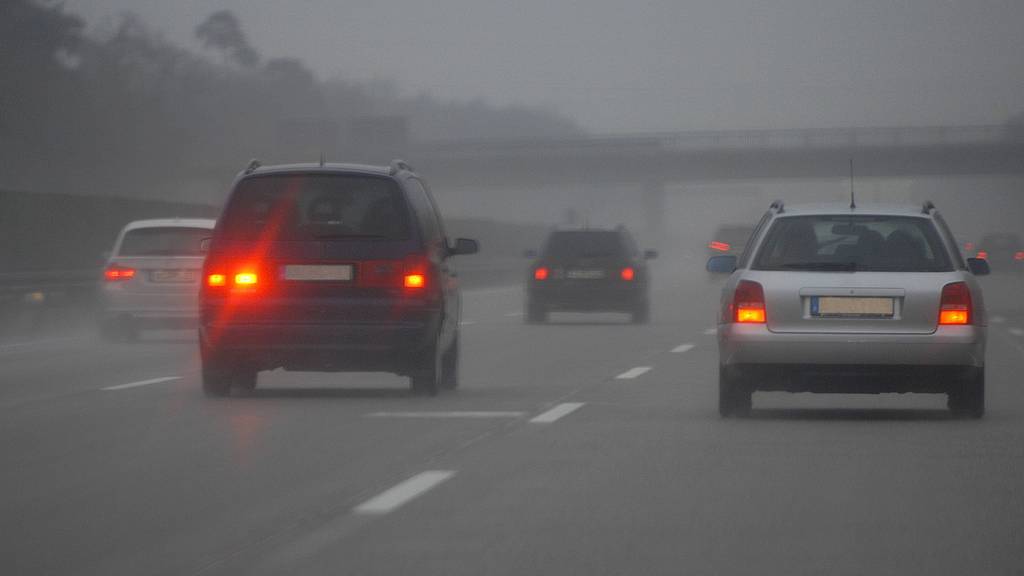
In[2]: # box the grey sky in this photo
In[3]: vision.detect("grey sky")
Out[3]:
[71,0,1024,133]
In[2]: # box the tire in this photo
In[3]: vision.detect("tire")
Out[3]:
[526,299,547,324]
[410,339,442,396]
[631,300,650,324]
[948,367,984,418]
[439,333,460,390]
[201,355,234,398]
[719,365,752,418]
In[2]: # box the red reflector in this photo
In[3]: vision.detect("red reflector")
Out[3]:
[207,273,226,287]
[620,267,635,281]
[939,281,971,325]
[976,251,988,260]
[404,273,425,288]
[709,241,731,252]
[534,267,549,281]
[733,280,766,324]
[104,265,135,281]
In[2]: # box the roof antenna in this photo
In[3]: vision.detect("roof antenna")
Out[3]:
[319,151,326,167]
[848,158,856,210]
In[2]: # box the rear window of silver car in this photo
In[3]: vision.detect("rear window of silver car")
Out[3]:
[753,215,952,272]
[219,174,411,241]
[118,227,211,257]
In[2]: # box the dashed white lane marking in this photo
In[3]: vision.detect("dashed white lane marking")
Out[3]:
[1009,328,1024,337]
[530,402,585,424]
[367,411,525,419]
[504,311,524,317]
[703,327,717,335]
[102,376,181,391]
[354,471,456,515]
[616,366,652,379]
[991,315,1006,324]
[671,343,695,354]
[459,320,477,326]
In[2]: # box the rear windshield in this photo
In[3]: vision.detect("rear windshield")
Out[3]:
[117,227,210,256]
[543,231,626,259]
[753,215,952,272]
[218,174,411,241]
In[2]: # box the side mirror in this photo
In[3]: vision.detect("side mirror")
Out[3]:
[199,238,212,254]
[449,238,479,256]
[643,249,658,260]
[967,257,990,276]
[706,255,738,274]
[523,249,538,259]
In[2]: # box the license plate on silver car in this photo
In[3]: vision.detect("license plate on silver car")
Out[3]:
[151,269,196,283]
[283,265,353,281]
[566,269,605,279]
[811,296,894,318]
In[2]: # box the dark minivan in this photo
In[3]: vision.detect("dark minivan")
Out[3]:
[199,160,478,397]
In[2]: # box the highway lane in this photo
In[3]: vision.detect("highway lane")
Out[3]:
[3,272,1024,575]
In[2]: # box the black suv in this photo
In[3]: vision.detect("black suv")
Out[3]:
[525,227,656,323]
[199,160,478,397]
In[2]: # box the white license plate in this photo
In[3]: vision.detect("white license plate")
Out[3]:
[283,265,353,281]
[813,296,894,317]
[566,269,606,279]
[151,269,196,283]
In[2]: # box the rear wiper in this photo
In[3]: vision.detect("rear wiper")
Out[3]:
[780,262,858,271]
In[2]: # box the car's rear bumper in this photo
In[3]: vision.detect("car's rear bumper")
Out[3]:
[529,282,645,311]
[100,286,199,318]
[727,363,980,393]
[719,323,985,368]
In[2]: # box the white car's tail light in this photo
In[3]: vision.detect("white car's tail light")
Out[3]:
[939,281,972,325]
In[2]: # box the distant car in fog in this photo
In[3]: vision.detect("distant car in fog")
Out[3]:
[974,232,1024,274]
[99,218,216,341]
[707,224,755,279]
[198,160,478,397]
[708,201,989,418]
[525,226,656,323]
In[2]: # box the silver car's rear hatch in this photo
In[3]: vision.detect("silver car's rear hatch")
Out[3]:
[752,271,958,335]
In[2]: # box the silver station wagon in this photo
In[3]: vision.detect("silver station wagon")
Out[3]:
[707,201,990,418]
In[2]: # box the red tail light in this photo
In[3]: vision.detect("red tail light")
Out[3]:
[1015,251,1024,261]
[620,267,635,281]
[976,251,988,260]
[402,255,430,290]
[533,267,549,281]
[963,242,975,252]
[104,264,136,281]
[234,272,258,286]
[709,241,731,252]
[207,273,226,287]
[733,280,766,323]
[939,282,972,325]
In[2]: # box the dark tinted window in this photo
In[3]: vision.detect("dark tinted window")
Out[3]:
[118,227,210,256]
[219,174,410,241]
[404,178,443,246]
[543,231,626,259]
[754,215,952,272]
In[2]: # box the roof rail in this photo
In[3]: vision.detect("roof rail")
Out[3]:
[769,199,785,213]
[243,159,261,174]
[921,200,936,214]
[389,159,414,175]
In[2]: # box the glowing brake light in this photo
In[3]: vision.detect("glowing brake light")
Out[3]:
[104,265,136,281]
[533,267,549,281]
[938,281,971,326]
[207,273,226,287]
[620,267,635,281]
[1015,251,1024,261]
[733,280,766,324]
[402,254,430,290]
[403,273,426,288]
[709,241,731,252]
[234,272,258,286]
[976,251,988,260]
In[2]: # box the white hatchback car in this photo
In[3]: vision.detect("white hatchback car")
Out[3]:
[707,201,989,418]
[99,218,216,340]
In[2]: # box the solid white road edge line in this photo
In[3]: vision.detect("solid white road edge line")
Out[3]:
[366,411,525,419]
[102,376,181,391]
[354,471,456,515]
[530,402,585,424]
[671,343,695,353]
[616,366,652,379]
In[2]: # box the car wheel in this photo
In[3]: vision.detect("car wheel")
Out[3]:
[948,367,984,418]
[201,355,234,398]
[410,339,442,396]
[631,300,650,324]
[526,299,547,324]
[439,333,459,390]
[719,365,752,418]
